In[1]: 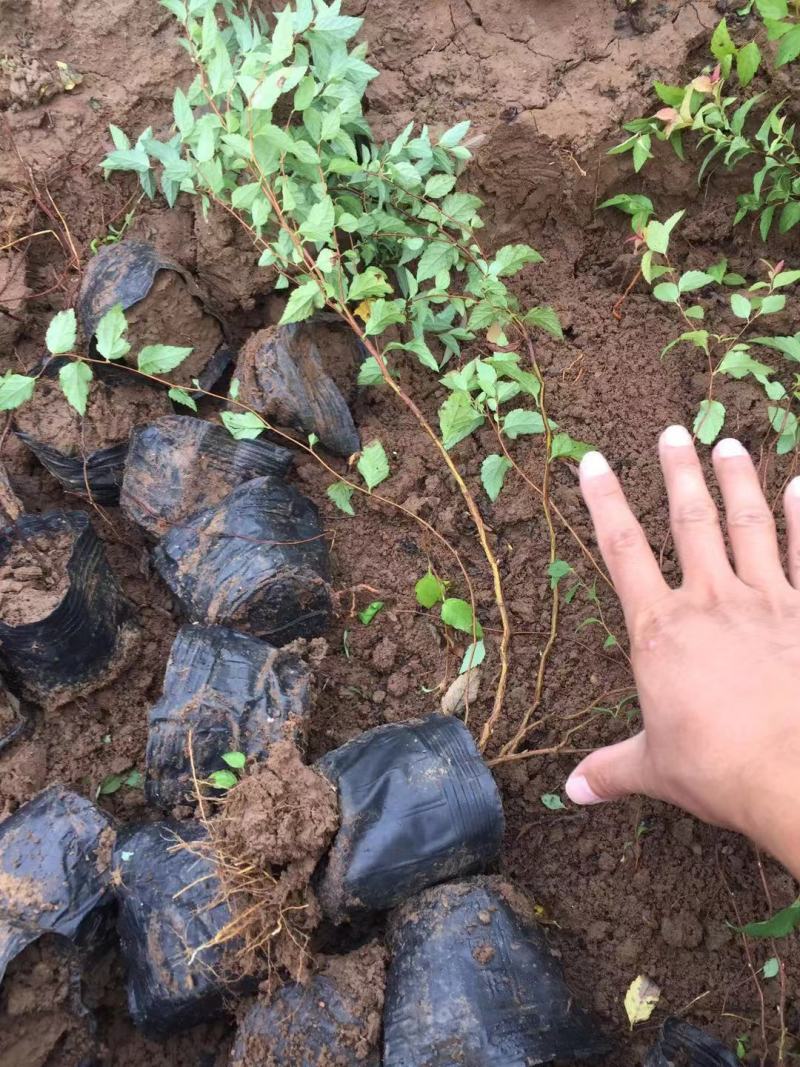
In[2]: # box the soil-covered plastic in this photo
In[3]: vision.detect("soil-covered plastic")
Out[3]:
[145,624,312,809]
[114,820,249,1035]
[121,415,294,537]
[229,943,386,1067]
[0,680,31,754]
[234,321,361,456]
[0,511,137,707]
[0,785,114,984]
[15,375,171,505]
[76,239,227,389]
[314,715,504,923]
[383,876,609,1066]
[645,1018,739,1066]
[153,476,332,645]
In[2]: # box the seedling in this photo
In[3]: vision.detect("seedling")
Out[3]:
[207,750,247,791]
[548,559,621,651]
[97,767,143,797]
[358,600,384,625]
[540,793,566,811]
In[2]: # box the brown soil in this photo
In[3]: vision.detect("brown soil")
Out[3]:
[124,269,224,387]
[1,0,799,1063]
[14,377,171,454]
[207,741,339,987]
[0,531,71,625]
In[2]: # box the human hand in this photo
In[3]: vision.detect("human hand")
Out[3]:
[565,425,800,878]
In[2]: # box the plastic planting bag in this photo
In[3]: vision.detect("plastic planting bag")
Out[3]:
[383,877,609,1066]
[145,624,312,808]
[16,432,130,505]
[77,239,229,390]
[234,321,361,456]
[315,715,504,922]
[153,477,332,645]
[0,510,137,707]
[0,785,114,983]
[229,944,385,1067]
[645,1018,739,1066]
[114,820,249,1035]
[122,416,294,537]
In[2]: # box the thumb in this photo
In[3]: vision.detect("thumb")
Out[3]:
[565,732,648,805]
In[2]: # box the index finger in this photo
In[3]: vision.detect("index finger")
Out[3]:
[579,451,669,620]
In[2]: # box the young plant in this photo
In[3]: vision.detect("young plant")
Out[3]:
[548,559,621,651]
[603,202,800,451]
[611,4,800,239]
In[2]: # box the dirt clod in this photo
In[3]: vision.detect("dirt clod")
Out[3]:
[0,532,71,625]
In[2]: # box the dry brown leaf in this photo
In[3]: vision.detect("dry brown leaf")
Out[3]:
[441,667,480,716]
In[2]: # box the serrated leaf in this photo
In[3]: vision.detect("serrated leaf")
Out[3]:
[541,793,566,811]
[424,173,457,198]
[459,639,485,674]
[416,569,447,608]
[95,304,130,361]
[46,308,77,355]
[59,361,93,416]
[653,282,679,302]
[551,432,593,461]
[755,0,788,16]
[502,409,545,439]
[327,480,355,516]
[279,279,323,325]
[441,597,483,637]
[357,439,389,490]
[172,88,194,136]
[763,957,780,978]
[624,975,661,1029]
[524,305,563,340]
[481,454,512,501]
[776,24,800,65]
[168,386,198,411]
[357,356,385,386]
[710,18,736,60]
[678,271,715,293]
[490,243,543,277]
[693,399,726,444]
[417,241,455,282]
[548,559,573,589]
[222,751,246,770]
[220,411,266,439]
[439,390,484,450]
[299,196,335,243]
[349,267,392,302]
[138,344,194,374]
[358,600,384,625]
[0,374,36,411]
[364,298,405,336]
[731,292,752,319]
[438,120,470,148]
[737,40,761,86]
[778,201,800,233]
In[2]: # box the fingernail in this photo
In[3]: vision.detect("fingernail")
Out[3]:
[787,476,800,499]
[565,773,605,805]
[660,424,692,448]
[579,451,610,479]
[714,437,747,459]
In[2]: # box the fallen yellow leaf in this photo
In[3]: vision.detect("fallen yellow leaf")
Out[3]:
[624,974,660,1029]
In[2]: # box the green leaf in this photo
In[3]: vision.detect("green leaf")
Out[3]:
[209,769,238,790]
[269,4,296,64]
[109,124,131,151]
[358,600,384,625]
[524,306,563,340]
[551,432,593,461]
[548,559,573,589]
[755,0,788,16]
[763,957,780,979]
[759,294,786,315]
[124,769,144,788]
[678,271,715,293]
[438,120,470,148]
[481,454,512,501]
[417,241,456,282]
[98,773,124,796]
[693,399,726,444]
[219,411,267,439]
[502,409,545,439]
[0,373,36,410]
[653,82,685,107]
[59,361,93,416]
[439,390,484,450]
[773,270,800,287]
[489,243,543,277]
[645,211,684,255]
[299,196,335,243]
[710,18,736,60]
[222,751,246,770]
[653,282,679,302]
[172,88,194,136]
[776,24,800,65]
[138,344,194,374]
[95,304,130,361]
[661,330,710,357]
[46,308,77,355]
[424,173,457,198]
[279,279,323,325]
[737,900,800,938]
[751,335,800,361]
[778,201,800,233]
[348,267,392,302]
[441,597,483,637]
[364,298,406,336]
[731,292,752,319]
[231,182,262,210]
[415,569,447,608]
[459,639,485,674]
[357,440,389,490]
[736,40,761,86]
[541,793,566,811]
[327,480,355,516]
[168,386,198,411]
[357,356,385,386]
[632,134,652,173]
